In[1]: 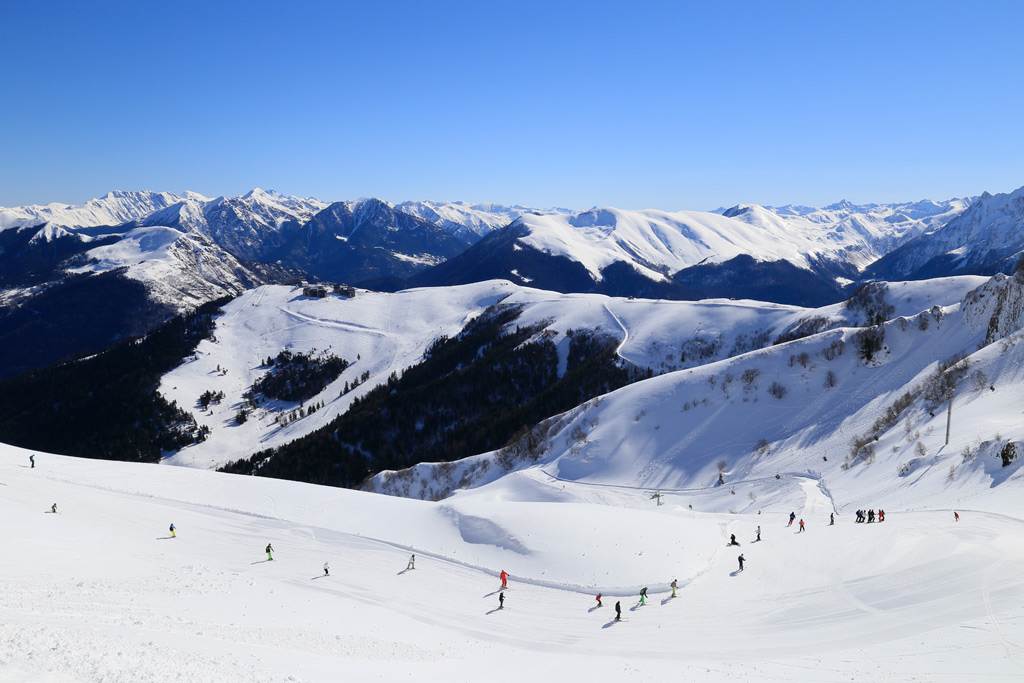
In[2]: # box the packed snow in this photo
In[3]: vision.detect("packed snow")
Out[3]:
[3,425,1022,681]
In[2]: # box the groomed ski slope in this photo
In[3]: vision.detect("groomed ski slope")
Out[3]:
[2,445,1022,682]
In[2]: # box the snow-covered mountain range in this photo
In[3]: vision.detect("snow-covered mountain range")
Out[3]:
[412,197,978,305]
[866,186,1024,280]
[2,185,1023,380]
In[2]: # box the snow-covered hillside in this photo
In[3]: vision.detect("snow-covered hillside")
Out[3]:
[66,226,259,308]
[368,273,1024,523]
[3,413,1022,682]
[159,278,985,471]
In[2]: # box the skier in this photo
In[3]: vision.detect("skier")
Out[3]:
[798,519,805,532]
[868,509,875,523]
[596,592,603,607]
[756,525,761,541]
[954,511,959,522]
[500,570,509,589]
[51,503,57,513]
[788,512,795,526]
[718,472,725,485]
[830,512,835,526]
[266,543,274,561]
[169,523,176,538]
[498,592,505,610]
[30,454,34,468]
[407,554,415,570]
[878,509,885,522]
[639,587,648,606]
[670,579,677,598]
[324,562,329,576]
[775,473,780,479]
[615,601,622,621]
[738,554,745,572]
[731,533,741,546]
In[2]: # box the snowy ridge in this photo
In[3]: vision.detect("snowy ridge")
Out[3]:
[511,198,974,285]
[868,186,1024,279]
[396,200,572,241]
[139,188,328,261]
[67,227,258,308]
[724,196,972,270]
[0,190,184,231]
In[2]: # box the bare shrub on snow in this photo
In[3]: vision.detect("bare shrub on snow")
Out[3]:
[768,381,788,399]
[821,339,845,361]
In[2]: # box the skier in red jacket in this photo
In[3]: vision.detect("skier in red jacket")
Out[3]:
[500,570,508,589]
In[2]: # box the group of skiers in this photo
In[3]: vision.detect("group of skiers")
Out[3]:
[34,451,972,627]
[855,509,884,523]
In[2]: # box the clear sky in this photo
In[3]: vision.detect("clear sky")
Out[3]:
[3,0,1023,211]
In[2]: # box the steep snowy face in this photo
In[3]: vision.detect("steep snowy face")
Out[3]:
[0,190,184,231]
[722,197,973,270]
[69,226,258,309]
[511,207,830,282]
[961,271,1024,345]
[395,200,571,242]
[866,186,1024,280]
[190,189,328,262]
[290,198,469,281]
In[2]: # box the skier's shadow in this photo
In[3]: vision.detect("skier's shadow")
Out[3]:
[660,596,674,605]
[629,603,644,612]
[251,559,272,564]
[485,607,503,615]
[588,605,602,613]
[311,575,328,580]
[484,589,503,597]
[156,536,174,540]
[602,620,622,629]
[397,568,412,576]
[730,570,742,577]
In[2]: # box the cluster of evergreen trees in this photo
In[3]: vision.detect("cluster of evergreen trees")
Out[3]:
[220,304,641,488]
[251,349,349,403]
[0,298,230,462]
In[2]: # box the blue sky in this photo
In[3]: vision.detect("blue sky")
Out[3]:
[3,1,1023,210]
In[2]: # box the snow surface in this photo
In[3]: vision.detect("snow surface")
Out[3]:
[3,428,1023,681]
[395,200,572,241]
[6,273,1024,680]
[0,191,184,231]
[511,198,973,282]
[161,278,986,470]
[66,226,253,309]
